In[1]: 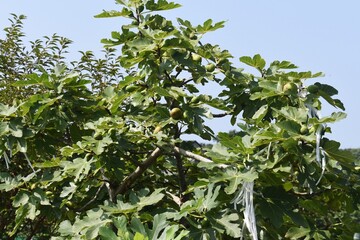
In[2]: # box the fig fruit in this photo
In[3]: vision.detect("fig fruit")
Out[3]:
[283,82,297,93]
[205,63,216,72]
[170,108,183,120]
[191,53,202,62]
[300,125,309,134]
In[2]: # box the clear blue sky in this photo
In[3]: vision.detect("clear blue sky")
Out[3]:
[1,1,360,148]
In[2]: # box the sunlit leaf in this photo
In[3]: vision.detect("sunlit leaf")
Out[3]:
[252,105,268,122]
[94,9,133,18]
[309,112,347,124]
[272,106,308,123]
[99,226,120,240]
[285,227,311,239]
[0,103,17,116]
[214,213,241,238]
[323,140,355,168]
[146,0,181,11]
[240,54,265,70]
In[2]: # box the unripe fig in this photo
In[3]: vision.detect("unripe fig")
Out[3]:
[205,63,216,72]
[283,82,297,93]
[65,201,74,208]
[191,53,202,62]
[170,107,183,120]
[300,125,309,134]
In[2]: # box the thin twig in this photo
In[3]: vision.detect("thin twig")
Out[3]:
[78,183,105,212]
[212,113,229,118]
[24,152,35,173]
[181,78,194,86]
[173,146,227,168]
[164,70,173,83]
[174,68,182,78]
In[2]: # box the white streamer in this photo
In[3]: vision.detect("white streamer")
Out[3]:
[232,181,258,240]
[306,103,327,185]
[315,124,323,166]
[3,152,10,169]
[315,124,326,185]
[24,152,35,173]
[316,148,326,185]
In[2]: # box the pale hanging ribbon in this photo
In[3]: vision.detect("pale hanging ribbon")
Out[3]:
[232,181,258,240]
[3,152,10,169]
[2,151,35,173]
[315,124,326,185]
[306,103,326,185]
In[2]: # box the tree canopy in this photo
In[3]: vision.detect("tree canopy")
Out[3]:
[0,1,359,239]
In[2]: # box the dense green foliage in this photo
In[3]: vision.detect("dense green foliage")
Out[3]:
[345,148,360,161]
[1,1,359,239]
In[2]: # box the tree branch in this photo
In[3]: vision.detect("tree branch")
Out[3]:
[115,147,162,195]
[78,183,105,211]
[114,146,225,197]
[100,168,115,202]
[173,146,227,168]
[181,78,194,86]
[164,70,173,83]
[175,151,188,202]
[213,112,229,118]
